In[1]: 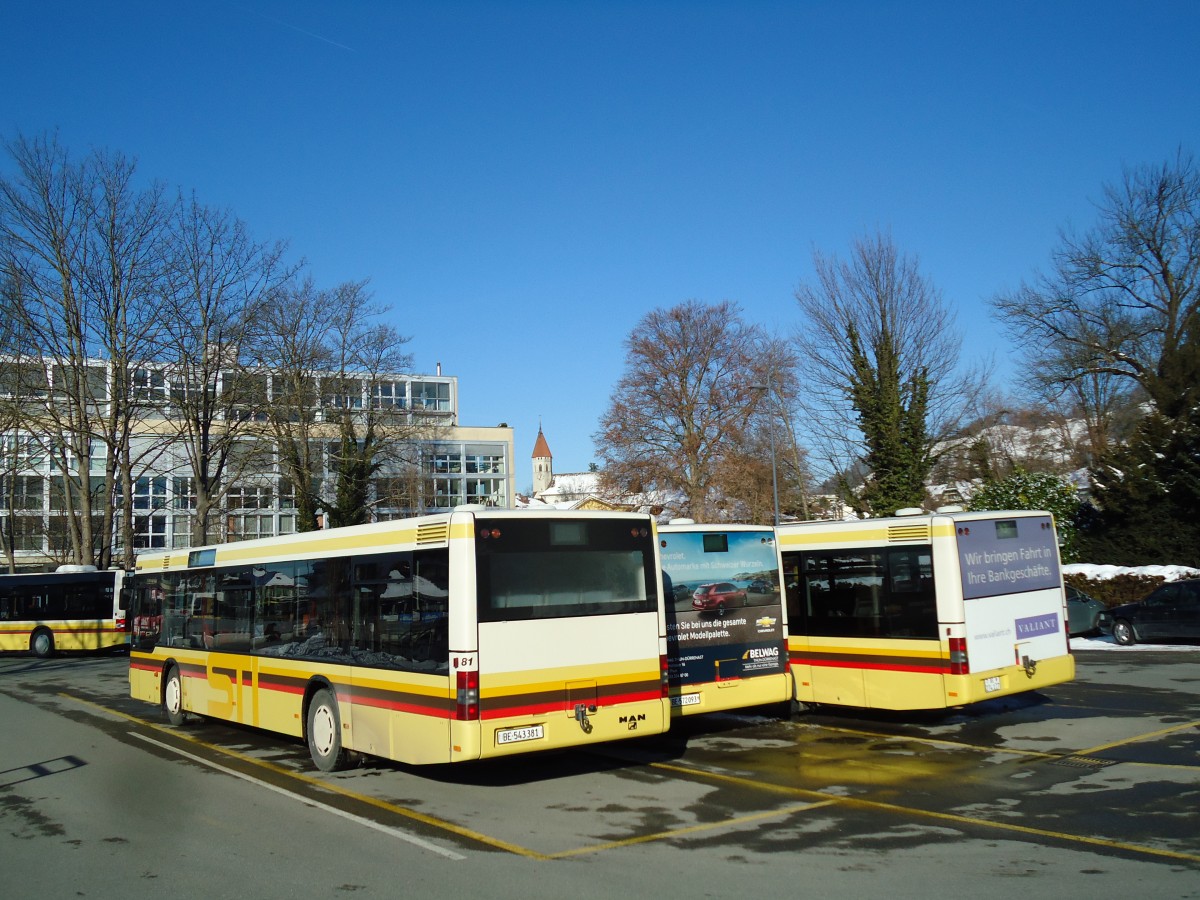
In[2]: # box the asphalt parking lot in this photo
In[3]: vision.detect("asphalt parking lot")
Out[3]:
[2,646,1198,898]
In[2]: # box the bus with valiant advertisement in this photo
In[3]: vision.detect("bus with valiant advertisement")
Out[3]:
[775,509,1074,710]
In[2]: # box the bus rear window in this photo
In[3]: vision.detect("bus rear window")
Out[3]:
[994,520,1019,539]
[475,518,657,622]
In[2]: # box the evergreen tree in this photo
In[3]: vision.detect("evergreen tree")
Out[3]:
[844,321,932,515]
[1080,407,1200,566]
[968,470,1083,563]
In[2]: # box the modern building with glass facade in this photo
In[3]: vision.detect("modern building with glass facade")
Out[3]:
[0,358,514,569]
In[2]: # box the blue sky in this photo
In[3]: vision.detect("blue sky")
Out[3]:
[4,1,1199,489]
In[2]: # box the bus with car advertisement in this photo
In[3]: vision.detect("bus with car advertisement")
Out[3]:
[658,521,791,716]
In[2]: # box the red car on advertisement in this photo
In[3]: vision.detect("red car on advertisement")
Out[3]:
[691,582,747,614]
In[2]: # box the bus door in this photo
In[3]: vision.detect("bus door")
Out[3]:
[782,552,869,707]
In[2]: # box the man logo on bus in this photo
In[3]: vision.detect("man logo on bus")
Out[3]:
[619,713,646,730]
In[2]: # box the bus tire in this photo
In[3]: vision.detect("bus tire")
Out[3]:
[1112,619,1136,646]
[307,688,348,772]
[163,665,187,726]
[31,628,55,659]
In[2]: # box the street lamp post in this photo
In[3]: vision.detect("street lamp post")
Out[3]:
[750,379,780,526]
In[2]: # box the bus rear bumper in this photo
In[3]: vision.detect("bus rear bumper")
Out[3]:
[945,653,1075,706]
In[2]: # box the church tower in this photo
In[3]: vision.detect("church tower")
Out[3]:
[532,425,553,495]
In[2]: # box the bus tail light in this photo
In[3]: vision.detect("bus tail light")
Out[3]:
[948,637,969,675]
[455,670,479,720]
[660,654,670,698]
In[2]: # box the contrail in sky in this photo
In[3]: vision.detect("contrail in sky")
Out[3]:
[249,7,355,51]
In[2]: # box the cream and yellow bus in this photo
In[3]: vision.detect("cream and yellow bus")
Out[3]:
[0,566,128,657]
[128,509,669,770]
[657,521,790,716]
[776,509,1074,711]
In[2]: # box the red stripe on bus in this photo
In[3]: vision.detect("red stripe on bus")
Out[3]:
[790,653,950,675]
[480,687,662,719]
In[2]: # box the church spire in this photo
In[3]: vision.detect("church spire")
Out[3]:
[532,423,553,495]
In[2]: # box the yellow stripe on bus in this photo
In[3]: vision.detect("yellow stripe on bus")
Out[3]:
[774,522,956,547]
[134,519,479,571]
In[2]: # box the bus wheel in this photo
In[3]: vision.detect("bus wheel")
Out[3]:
[163,665,187,726]
[30,629,54,659]
[307,688,348,772]
[1112,619,1136,646]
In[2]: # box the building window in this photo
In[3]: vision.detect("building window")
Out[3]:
[465,449,505,475]
[227,484,273,510]
[412,381,450,412]
[229,513,275,541]
[372,380,407,409]
[131,368,167,402]
[9,514,44,552]
[278,480,297,510]
[171,514,193,548]
[432,450,462,474]
[173,477,197,510]
[0,475,43,511]
[133,513,167,549]
[430,477,463,509]
[1,434,46,469]
[465,479,496,504]
[134,476,168,512]
[0,362,49,397]
[323,376,363,409]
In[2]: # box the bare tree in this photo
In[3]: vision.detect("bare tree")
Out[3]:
[594,300,780,522]
[323,307,416,528]
[252,277,417,532]
[0,133,172,567]
[160,193,294,545]
[794,232,984,516]
[994,151,1200,423]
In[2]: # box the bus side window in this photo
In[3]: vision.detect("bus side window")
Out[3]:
[413,550,449,666]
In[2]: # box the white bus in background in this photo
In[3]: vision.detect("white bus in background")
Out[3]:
[658,521,791,716]
[776,509,1074,711]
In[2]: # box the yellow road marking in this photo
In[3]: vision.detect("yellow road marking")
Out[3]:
[649,759,1200,865]
[60,692,1200,865]
[547,800,837,858]
[806,721,1200,770]
[1076,719,1200,756]
[807,722,1064,760]
[61,693,549,859]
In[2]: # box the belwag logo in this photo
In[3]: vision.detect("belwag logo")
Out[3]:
[742,647,780,660]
